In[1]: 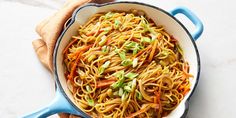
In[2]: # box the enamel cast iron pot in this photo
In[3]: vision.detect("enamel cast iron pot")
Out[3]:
[24,1,203,118]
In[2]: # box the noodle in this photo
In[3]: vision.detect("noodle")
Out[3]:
[63,11,192,118]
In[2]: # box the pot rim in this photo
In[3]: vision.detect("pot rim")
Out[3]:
[53,1,201,117]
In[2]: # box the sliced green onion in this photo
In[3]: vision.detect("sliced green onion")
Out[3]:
[141,37,151,43]
[158,50,169,59]
[113,91,119,96]
[102,46,109,53]
[111,71,125,89]
[125,72,138,79]
[114,19,121,29]
[85,95,94,106]
[113,70,125,79]
[136,90,143,100]
[118,51,126,60]
[87,99,94,106]
[140,16,155,34]
[121,92,128,103]
[131,79,137,91]
[150,33,157,41]
[111,81,123,89]
[118,88,124,97]
[126,42,137,48]
[125,42,142,55]
[132,58,138,68]
[140,16,149,32]
[121,59,132,66]
[98,61,110,74]
[86,85,92,92]
[99,35,107,46]
[124,86,131,92]
[101,27,112,33]
[87,55,96,62]
[103,61,110,68]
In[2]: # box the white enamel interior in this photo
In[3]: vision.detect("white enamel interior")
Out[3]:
[55,2,199,117]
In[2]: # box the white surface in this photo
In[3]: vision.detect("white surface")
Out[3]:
[0,0,236,118]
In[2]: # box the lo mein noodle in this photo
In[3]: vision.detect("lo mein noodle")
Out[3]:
[63,11,192,118]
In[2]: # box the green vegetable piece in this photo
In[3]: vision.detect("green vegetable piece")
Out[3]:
[132,58,138,68]
[111,71,125,89]
[113,91,119,96]
[121,92,128,103]
[124,86,131,92]
[126,42,137,48]
[113,70,125,78]
[121,59,132,66]
[87,99,94,106]
[102,46,108,53]
[114,19,121,29]
[99,35,107,46]
[111,81,123,89]
[118,88,124,97]
[125,42,142,55]
[140,16,155,34]
[119,51,126,60]
[88,55,96,62]
[125,72,138,79]
[86,85,92,92]
[136,90,143,100]
[141,37,151,43]
[98,61,110,74]
[131,79,137,91]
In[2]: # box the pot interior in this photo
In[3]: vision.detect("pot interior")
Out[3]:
[55,2,200,117]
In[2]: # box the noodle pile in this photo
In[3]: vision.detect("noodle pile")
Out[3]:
[63,11,192,118]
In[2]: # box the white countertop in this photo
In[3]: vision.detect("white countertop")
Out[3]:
[1,0,236,118]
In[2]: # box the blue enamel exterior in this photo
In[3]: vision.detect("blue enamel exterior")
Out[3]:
[170,7,203,40]
[23,86,85,118]
[23,2,203,118]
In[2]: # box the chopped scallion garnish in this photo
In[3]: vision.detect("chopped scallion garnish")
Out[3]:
[125,72,138,79]
[98,61,110,74]
[87,99,94,106]
[121,59,132,66]
[99,35,107,46]
[118,88,124,97]
[86,85,92,92]
[141,37,151,43]
[132,58,138,68]
[111,71,125,89]
[136,90,143,100]
[114,19,121,29]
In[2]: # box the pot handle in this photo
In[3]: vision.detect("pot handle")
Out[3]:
[169,7,203,41]
[22,87,86,118]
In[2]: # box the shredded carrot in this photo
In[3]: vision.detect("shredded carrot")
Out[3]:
[178,85,185,91]
[63,38,78,54]
[182,88,190,96]
[148,39,158,62]
[105,38,112,45]
[67,45,92,80]
[131,38,140,42]
[183,62,193,77]
[154,91,162,114]
[68,52,81,80]
[96,79,116,88]
[133,45,152,58]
